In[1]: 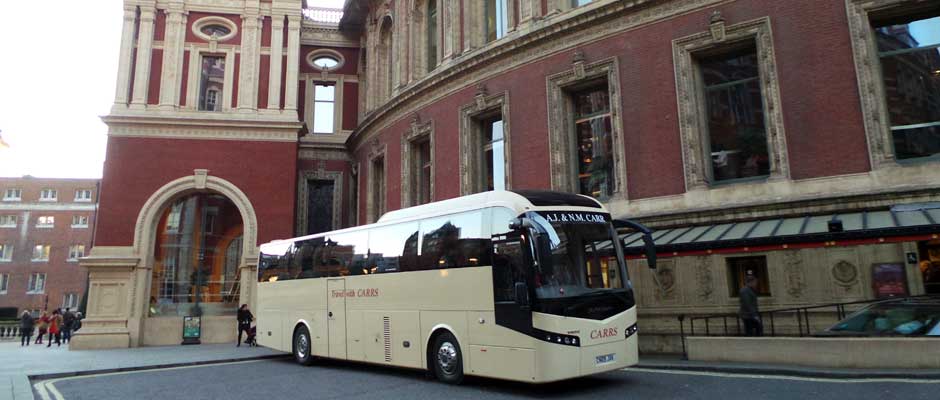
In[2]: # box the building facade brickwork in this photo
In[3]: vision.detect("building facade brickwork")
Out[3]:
[0,177,99,316]
[78,0,940,350]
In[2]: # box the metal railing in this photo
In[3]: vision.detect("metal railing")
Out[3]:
[676,295,939,358]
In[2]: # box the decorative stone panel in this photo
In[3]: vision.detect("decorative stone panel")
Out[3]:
[672,16,790,190]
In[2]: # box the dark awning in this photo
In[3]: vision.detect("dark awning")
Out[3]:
[620,203,940,256]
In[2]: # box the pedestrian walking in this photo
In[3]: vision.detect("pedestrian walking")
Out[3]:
[35,311,49,345]
[62,308,76,344]
[73,312,83,332]
[739,275,763,337]
[19,311,35,346]
[236,304,253,347]
[47,309,63,347]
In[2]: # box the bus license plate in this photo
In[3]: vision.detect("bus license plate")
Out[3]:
[596,353,615,364]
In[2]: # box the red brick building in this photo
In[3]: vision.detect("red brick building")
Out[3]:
[0,177,98,315]
[77,0,940,350]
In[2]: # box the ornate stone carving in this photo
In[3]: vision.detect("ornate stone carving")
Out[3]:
[193,169,208,189]
[655,266,678,302]
[783,251,806,298]
[708,11,726,42]
[673,17,790,191]
[474,84,489,110]
[832,260,859,287]
[694,256,714,301]
[572,49,586,79]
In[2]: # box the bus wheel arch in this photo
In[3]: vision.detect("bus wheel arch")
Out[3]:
[426,326,465,384]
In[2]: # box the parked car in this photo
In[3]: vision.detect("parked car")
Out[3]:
[818,297,940,336]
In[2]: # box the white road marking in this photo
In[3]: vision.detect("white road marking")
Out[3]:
[32,359,269,400]
[623,367,940,384]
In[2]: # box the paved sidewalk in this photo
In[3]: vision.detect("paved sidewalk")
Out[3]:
[0,341,285,400]
[636,354,940,380]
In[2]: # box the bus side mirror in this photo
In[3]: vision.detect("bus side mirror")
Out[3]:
[641,233,657,269]
[514,282,530,308]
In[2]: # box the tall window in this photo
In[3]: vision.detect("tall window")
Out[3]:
[0,215,16,227]
[482,116,506,191]
[427,0,439,72]
[700,46,770,182]
[150,194,242,316]
[485,0,509,43]
[36,216,54,227]
[0,273,8,294]
[68,245,85,261]
[40,189,57,201]
[198,56,226,111]
[312,84,335,134]
[74,189,92,202]
[874,14,940,161]
[412,139,432,204]
[27,273,46,294]
[371,156,386,222]
[3,188,22,201]
[572,84,614,199]
[571,0,593,7]
[0,244,11,261]
[32,245,50,261]
[379,19,394,100]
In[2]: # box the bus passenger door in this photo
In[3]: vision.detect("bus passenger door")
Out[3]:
[327,279,348,359]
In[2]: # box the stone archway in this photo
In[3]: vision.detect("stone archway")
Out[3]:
[74,170,260,349]
[132,170,259,346]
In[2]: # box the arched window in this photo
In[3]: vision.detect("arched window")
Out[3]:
[427,0,439,72]
[149,193,243,317]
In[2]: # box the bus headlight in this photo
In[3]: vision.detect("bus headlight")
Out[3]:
[535,329,580,347]
[625,324,638,338]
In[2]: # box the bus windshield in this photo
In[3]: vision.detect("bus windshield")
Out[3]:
[531,211,626,299]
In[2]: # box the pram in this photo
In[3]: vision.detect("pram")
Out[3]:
[243,325,258,347]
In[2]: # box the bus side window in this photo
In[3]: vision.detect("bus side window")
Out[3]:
[294,238,325,279]
[327,231,369,275]
[368,222,419,274]
[419,210,490,270]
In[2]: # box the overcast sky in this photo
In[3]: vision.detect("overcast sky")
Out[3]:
[0,0,344,179]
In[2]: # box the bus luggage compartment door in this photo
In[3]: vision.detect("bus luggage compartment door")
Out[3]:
[327,279,348,359]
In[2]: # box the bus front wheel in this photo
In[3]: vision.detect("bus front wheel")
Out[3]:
[293,325,315,366]
[431,332,464,384]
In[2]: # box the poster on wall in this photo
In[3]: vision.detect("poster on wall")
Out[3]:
[871,263,908,298]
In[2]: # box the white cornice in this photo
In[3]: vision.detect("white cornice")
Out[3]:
[0,203,97,211]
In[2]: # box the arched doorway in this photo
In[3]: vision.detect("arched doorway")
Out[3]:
[148,193,243,317]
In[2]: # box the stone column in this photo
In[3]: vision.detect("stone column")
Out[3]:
[130,6,157,109]
[158,6,186,109]
[283,15,301,111]
[267,16,285,110]
[237,256,259,313]
[113,5,138,109]
[237,13,262,111]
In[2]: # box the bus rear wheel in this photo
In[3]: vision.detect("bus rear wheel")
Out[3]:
[293,325,315,366]
[431,332,464,385]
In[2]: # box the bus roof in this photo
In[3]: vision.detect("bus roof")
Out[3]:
[260,190,606,251]
[377,190,604,223]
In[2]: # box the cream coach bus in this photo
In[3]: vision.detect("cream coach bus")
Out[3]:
[255,190,657,384]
